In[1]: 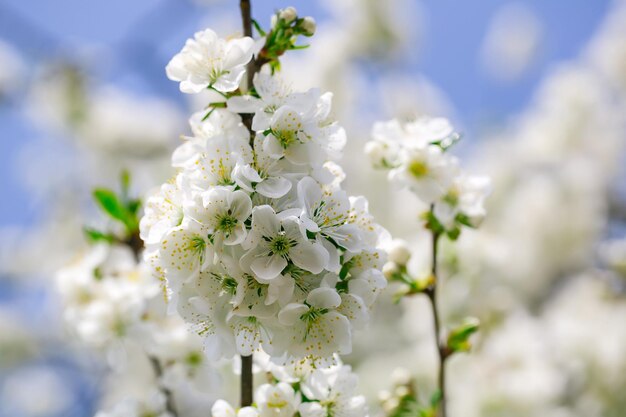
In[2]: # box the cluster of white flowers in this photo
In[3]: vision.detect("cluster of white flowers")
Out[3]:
[366,117,491,232]
[56,244,160,350]
[56,243,220,416]
[142,12,387,368]
[212,355,367,417]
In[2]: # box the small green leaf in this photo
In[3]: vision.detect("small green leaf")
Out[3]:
[92,188,138,233]
[447,317,480,354]
[127,199,142,216]
[83,227,115,244]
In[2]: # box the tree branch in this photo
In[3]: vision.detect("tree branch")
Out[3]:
[149,355,178,416]
[240,354,254,407]
[425,209,448,417]
[239,1,256,408]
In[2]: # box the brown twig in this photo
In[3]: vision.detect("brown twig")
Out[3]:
[149,356,178,416]
[238,0,256,407]
[424,218,448,417]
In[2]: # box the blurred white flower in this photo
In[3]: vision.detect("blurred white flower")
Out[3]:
[95,390,172,417]
[0,39,24,98]
[480,2,543,81]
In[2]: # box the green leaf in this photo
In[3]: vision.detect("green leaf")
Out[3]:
[92,188,138,233]
[447,317,480,354]
[83,227,115,244]
[127,199,142,216]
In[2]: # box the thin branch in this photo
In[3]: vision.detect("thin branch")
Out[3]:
[239,1,256,408]
[149,355,178,416]
[239,0,255,90]
[240,354,254,407]
[424,208,448,417]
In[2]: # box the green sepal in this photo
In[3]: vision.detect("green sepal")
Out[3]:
[431,132,462,151]
[422,210,444,235]
[289,44,310,50]
[446,226,461,241]
[252,19,266,36]
[455,212,475,228]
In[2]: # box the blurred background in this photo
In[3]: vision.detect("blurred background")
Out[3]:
[1,0,625,416]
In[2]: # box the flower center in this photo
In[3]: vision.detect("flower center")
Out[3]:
[185,351,203,367]
[270,234,294,256]
[275,129,298,149]
[209,67,229,84]
[408,160,429,178]
[300,307,329,324]
[216,159,234,186]
[217,214,238,235]
[219,275,238,295]
[267,399,289,408]
[188,236,207,259]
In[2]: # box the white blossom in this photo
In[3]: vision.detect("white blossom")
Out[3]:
[299,365,368,417]
[433,174,491,228]
[256,382,300,417]
[212,400,259,417]
[166,29,255,94]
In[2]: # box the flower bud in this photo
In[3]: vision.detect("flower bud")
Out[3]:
[365,140,390,168]
[394,385,410,397]
[301,16,316,36]
[377,390,392,402]
[383,262,399,280]
[387,239,411,266]
[279,7,297,23]
[391,367,411,386]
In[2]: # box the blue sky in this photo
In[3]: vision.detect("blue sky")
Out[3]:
[0,0,613,228]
